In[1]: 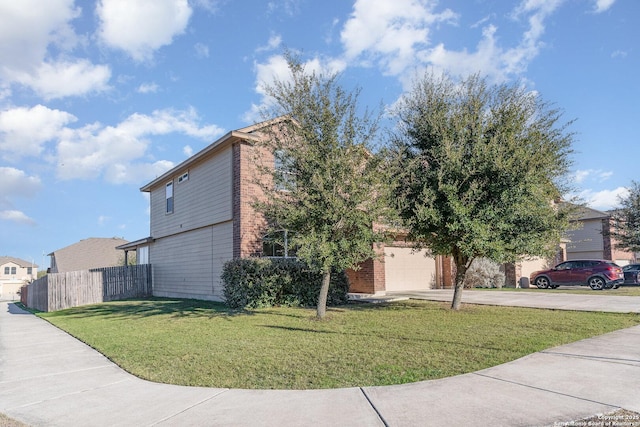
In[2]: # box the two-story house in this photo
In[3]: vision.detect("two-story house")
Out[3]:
[123,118,451,302]
[0,256,38,300]
[565,206,637,265]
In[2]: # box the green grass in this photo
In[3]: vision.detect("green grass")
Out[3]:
[39,298,640,390]
[481,285,640,296]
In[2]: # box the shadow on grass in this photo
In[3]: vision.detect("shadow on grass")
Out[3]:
[38,297,450,323]
[39,297,256,320]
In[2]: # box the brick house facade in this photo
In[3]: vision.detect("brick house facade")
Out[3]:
[126,118,451,301]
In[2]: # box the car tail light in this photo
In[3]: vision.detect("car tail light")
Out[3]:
[605,266,622,278]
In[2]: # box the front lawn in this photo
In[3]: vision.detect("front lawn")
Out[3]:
[39,299,640,390]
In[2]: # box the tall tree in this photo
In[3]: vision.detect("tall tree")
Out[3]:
[254,54,392,319]
[391,72,575,310]
[609,181,640,252]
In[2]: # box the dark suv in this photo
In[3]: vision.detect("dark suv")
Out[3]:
[530,260,624,290]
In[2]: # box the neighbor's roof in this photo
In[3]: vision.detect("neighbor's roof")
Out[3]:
[48,237,129,272]
[0,256,38,268]
[571,205,610,221]
[140,116,290,193]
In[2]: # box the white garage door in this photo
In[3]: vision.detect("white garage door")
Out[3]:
[384,247,436,291]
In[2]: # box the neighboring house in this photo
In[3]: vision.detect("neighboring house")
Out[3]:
[564,206,637,266]
[48,237,129,273]
[504,204,639,287]
[0,256,38,300]
[125,118,450,302]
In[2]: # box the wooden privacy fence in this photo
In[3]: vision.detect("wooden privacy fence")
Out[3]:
[21,264,152,312]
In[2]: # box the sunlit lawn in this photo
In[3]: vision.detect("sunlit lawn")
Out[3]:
[38,298,640,390]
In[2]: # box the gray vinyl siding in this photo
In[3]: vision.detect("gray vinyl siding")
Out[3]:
[566,219,604,257]
[151,221,233,301]
[150,146,233,239]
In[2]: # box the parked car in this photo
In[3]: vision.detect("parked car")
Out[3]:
[622,264,640,285]
[530,260,624,290]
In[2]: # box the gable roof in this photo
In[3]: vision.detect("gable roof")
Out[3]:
[0,256,38,268]
[571,205,610,221]
[48,237,129,272]
[140,116,289,193]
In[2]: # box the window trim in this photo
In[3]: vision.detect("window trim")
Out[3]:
[166,181,174,214]
[262,229,296,258]
[274,150,295,191]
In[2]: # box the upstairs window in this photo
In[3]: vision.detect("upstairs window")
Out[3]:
[3,267,8,274]
[166,181,174,214]
[11,266,16,274]
[274,150,295,191]
[27,267,32,274]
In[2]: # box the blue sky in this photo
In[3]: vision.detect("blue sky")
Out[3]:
[1,0,637,266]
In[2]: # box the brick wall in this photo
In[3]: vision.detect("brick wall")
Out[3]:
[346,245,386,294]
[233,141,269,258]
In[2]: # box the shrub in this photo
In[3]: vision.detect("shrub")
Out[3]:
[463,258,505,289]
[221,258,350,309]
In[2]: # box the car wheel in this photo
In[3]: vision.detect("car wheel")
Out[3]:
[534,276,549,289]
[589,276,605,290]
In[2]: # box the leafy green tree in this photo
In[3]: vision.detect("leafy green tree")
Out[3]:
[391,72,574,310]
[254,54,393,319]
[610,181,640,252]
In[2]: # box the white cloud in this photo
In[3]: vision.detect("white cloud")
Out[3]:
[0,105,77,160]
[611,50,627,59]
[0,0,80,73]
[97,0,193,62]
[256,34,282,53]
[137,82,159,94]
[593,0,615,13]
[504,0,564,76]
[573,169,613,184]
[0,210,36,226]
[194,43,210,59]
[11,60,111,100]
[341,0,458,76]
[183,145,193,157]
[98,215,111,226]
[0,167,42,200]
[419,24,507,85]
[267,0,301,16]
[191,0,220,13]
[106,160,176,184]
[244,54,347,123]
[338,0,565,87]
[0,0,112,99]
[0,167,41,225]
[580,186,629,211]
[55,108,223,183]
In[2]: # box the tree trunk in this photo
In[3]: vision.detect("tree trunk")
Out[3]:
[316,269,331,319]
[451,250,471,310]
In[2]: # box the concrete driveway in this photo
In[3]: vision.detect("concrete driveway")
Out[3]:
[383,288,640,313]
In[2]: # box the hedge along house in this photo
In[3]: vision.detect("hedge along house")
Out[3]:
[126,118,451,302]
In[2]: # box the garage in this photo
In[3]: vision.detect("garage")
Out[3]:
[383,247,437,291]
[0,281,24,302]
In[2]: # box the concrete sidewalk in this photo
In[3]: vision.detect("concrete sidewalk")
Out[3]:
[1,294,640,426]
